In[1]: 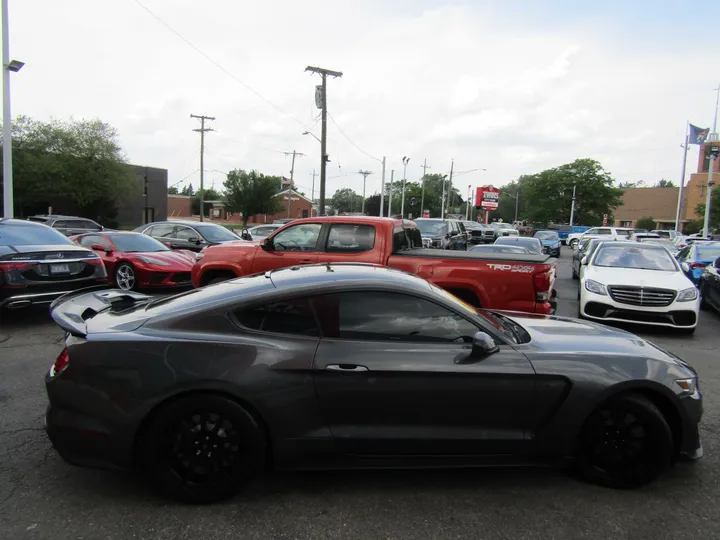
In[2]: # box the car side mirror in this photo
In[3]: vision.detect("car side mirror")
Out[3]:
[471,332,500,358]
[581,256,588,266]
[681,262,690,273]
[91,243,110,252]
[187,236,200,244]
[262,237,274,250]
[164,241,172,248]
[240,229,252,241]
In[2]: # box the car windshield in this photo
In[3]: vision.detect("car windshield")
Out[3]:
[415,220,447,236]
[470,245,530,254]
[463,221,480,229]
[639,239,675,250]
[534,231,558,240]
[108,233,169,252]
[495,238,541,254]
[0,224,73,246]
[194,224,239,242]
[696,245,720,260]
[593,245,677,271]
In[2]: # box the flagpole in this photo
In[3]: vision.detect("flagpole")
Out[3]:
[674,122,690,234]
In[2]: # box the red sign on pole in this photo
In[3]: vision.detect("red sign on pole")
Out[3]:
[476,186,500,210]
[602,214,608,226]
[423,210,430,218]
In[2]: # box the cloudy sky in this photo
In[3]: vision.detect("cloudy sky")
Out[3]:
[9,0,719,201]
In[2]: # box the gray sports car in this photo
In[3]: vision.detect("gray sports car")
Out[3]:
[45,264,703,503]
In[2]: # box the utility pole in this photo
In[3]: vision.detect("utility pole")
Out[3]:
[379,157,386,217]
[310,169,318,205]
[703,85,720,238]
[674,122,690,234]
[358,170,373,214]
[465,185,471,220]
[400,156,410,218]
[388,170,394,217]
[305,65,343,216]
[569,181,577,226]
[420,158,431,218]
[190,114,215,222]
[284,150,304,218]
[442,160,454,219]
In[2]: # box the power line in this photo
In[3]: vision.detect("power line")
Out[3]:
[132,0,307,127]
[327,111,380,163]
[170,169,200,189]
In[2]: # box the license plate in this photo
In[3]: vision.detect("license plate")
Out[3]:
[50,264,70,274]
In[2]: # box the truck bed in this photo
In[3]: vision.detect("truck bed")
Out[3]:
[393,248,555,264]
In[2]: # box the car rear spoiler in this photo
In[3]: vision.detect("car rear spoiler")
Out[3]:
[50,286,152,337]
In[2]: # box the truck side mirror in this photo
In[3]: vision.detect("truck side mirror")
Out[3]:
[581,256,588,266]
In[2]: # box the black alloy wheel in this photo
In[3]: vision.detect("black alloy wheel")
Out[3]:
[576,394,673,489]
[140,395,265,504]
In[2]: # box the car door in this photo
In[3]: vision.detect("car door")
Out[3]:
[145,223,175,246]
[251,223,321,273]
[311,290,536,457]
[456,222,469,250]
[708,258,720,308]
[173,225,205,251]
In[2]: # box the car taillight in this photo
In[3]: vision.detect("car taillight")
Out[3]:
[690,262,707,269]
[52,348,70,376]
[0,261,34,272]
[534,270,552,302]
[86,257,107,277]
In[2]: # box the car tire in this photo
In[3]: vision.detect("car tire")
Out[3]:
[139,394,266,504]
[571,267,578,280]
[575,393,673,489]
[115,262,137,291]
[699,283,708,311]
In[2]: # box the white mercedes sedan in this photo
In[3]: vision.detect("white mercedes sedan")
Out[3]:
[579,241,699,334]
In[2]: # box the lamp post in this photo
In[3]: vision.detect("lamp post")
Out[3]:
[2,0,24,218]
[400,156,410,218]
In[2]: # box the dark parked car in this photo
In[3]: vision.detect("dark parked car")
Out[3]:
[46,263,702,504]
[534,230,562,257]
[134,220,242,252]
[571,237,608,280]
[28,214,104,237]
[676,241,720,284]
[494,236,543,255]
[0,219,107,310]
[698,256,720,313]
[414,218,468,250]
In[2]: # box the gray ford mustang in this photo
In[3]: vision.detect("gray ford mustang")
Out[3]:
[45,263,703,503]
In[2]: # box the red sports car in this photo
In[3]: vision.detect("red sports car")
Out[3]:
[70,232,195,291]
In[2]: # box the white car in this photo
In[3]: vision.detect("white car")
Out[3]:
[246,224,282,241]
[568,226,633,248]
[491,222,519,238]
[579,241,699,333]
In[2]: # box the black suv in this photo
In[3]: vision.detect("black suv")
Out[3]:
[28,215,104,236]
[0,219,108,310]
[134,221,242,252]
[414,218,468,250]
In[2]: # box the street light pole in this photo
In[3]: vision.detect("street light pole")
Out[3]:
[514,191,520,223]
[704,87,720,238]
[569,181,577,226]
[401,156,409,218]
[2,0,23,218]
[465,184,471,220]
[388,170,394,217]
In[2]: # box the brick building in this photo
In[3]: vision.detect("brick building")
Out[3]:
[613,140,719,231]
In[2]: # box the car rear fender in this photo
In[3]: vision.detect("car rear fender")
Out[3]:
[50,287,152,337]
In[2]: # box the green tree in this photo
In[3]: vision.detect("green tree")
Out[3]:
[636,216,656,230]
[224,169,283,226]
[192,187,223,216]
[656,179,676,188]
[181,183,195,196]
[685,219,704,235]
[523,159,624,226]
[168,186,178,195]
[3,115,139,221]
[331,188,363,214]
[618,180,646,188]
[694,186,720,233]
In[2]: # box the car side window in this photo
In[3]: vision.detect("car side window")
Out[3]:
[272,223,322,252]
[313,292,479,343]
[585,228,598,235]
[52,220,69,229]
[151,224,175,238]
[78,235,109,249]
[233,297,319,337]
[457,222,467,234]
[326,224,376,253]
[175,226,198,241]
[676,246,690,260]
[81,220,101,231]
[598,228,611,235]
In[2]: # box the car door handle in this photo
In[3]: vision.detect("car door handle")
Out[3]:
[299,259,314,264]
[325,364,369,372]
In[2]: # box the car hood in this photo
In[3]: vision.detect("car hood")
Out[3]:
[126,250,195,268]
[584,266,692,288]
[496,311,679,363]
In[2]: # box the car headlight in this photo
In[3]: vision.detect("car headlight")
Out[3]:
[674,377,697,395]
[584,279,607,295]
[677,287,698,302]
[137,255,171,266]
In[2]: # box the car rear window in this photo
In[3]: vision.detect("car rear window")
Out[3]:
[0,224,74,246]
[696,246,720,260]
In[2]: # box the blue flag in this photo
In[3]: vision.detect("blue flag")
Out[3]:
[689,124,710,145]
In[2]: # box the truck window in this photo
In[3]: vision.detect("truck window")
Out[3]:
[393,226,422,252]
[326,224,376,253]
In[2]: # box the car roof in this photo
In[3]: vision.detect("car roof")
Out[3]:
[496,236,538,243]
[1,218,52,228]
[597,241,666,249]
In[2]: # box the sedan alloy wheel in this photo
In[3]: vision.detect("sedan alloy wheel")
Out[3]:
[115,263,136,291]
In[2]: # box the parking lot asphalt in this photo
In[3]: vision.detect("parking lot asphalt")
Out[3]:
[2,248,720,540]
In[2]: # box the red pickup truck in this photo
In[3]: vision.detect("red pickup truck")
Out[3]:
[191,216,557,313]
